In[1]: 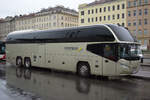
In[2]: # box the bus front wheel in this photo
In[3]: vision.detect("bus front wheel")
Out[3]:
[77,62,90,77]
[24,58,31,68]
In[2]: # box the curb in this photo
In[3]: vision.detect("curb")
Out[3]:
[130,75,150,80]
[141,64,150,66]
[130,70,150,80]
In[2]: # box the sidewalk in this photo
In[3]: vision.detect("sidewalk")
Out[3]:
[141,54,150,66]
[141,62,150,66]
[143,54,150,59]
[131,66,150,80]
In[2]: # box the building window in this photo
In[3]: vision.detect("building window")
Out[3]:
[134,10,136,16]
[96,17,98,22]
[122,13,125,19]
[99,16,102,21]
[128,11,131,16]
[144,9,148,15]
[61,16,63,20]
[144,0,148,4]
[92,9,94,14]
[122,23,125,26]
[112,5,115,11]
[88,10,90,14]
[139,40,142,44]
[134,0,137,6]
[122,3,125,9]
[117,5,120,10]
[117,14,120,19]
[88,18,90,23]
[99,8,102,13]
[104,16,106,21]
[144,19,148,25]
[133,30,136,35]
[53,22,56,27]
[128,22,131,26]
[139,0,142,5]
[81,19,84,23]
[128,1,131,7]
[53,15,56,20]
[133,21,136,26]
[138,30,142,34]
[61,22,64,27]
[112,15,115,20]
[65,17,67,21]
[144,29,148,34]
[144,40,148,46]
[139,19,142,25]
[95,8,98,13]
[104,7,106,12]
[139,9,142,15]
[108,6,110,11]
[108,15,110,20]
[92,18,94,22]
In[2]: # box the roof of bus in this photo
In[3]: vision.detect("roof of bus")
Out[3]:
[6,24,137,43]
[8,24,107,36]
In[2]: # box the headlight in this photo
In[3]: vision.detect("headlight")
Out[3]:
[120,63,130,68]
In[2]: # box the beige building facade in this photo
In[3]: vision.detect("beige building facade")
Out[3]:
[0,6,78,41]
[0,17,15,41]
[79,0,127,26]
[127,0,150,50]
[15,6,78,31]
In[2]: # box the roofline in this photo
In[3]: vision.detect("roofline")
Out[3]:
[79,0,126,9]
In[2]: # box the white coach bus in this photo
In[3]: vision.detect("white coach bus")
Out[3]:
[6,24,141,77]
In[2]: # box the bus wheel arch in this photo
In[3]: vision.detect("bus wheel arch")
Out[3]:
[24,57,31,68]
[16,56,23,67]
[77,61,91,77]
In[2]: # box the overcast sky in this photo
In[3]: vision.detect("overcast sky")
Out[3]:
[0,0,94,18]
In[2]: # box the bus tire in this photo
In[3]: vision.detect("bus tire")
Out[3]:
[16,57,23,67]
[24,57,31,68]
[77,62,90,77]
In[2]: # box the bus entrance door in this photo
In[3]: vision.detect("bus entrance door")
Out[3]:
[102,44,116,76]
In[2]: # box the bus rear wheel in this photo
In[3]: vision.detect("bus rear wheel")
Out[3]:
[77,62,90,77]
[24,58,31,68]
[16,57,22,67]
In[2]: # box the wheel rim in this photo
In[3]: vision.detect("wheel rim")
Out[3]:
[79,65,89,76]
[25,59,30,68]
[17,58,22,66]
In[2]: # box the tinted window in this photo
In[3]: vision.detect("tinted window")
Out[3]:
[108,25,135,42]
[87,43,118,61]
[6,25,115,43]
[0,43,5,54]
[77,26,115,42]
[87,44,103,56]
[37,31,66,39]
[7,32,36,40]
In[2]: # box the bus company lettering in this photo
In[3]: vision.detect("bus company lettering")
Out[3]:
[64,47,83,52]
[64,47,78,50]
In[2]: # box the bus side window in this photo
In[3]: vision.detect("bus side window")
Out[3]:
[87,44,103,56]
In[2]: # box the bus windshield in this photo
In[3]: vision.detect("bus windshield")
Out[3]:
[108,25,136,42]
[118,44,140,60]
